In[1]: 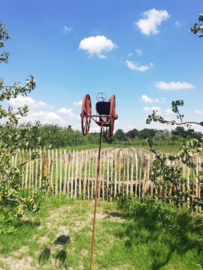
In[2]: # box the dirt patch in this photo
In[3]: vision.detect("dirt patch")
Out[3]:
[11,246,29,257]
[38,236,49,244]
[0,256,33,270]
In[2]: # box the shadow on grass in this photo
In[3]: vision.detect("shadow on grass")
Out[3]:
[116,198,203,269]
[39,234,71,267]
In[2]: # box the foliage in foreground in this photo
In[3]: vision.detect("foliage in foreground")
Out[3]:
[146,100,203,210]
[0,21,47,218]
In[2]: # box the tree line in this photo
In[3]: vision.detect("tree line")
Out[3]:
[7,123,202,149]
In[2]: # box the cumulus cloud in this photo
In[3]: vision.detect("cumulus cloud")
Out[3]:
[165,109,174,114]
[136,49,142,55]
[58,108,75,117]
[73,101,82,107]
[194,110,203,114]
[136,8,170,35]
[128,53,133,57]
[155,81,195,90]
[62,26,72,34]
[140,95,165,103]
[79,35,117,58]
[7,96,54,109]
[143,106,161,112]
[126,60,152,72]
[18,111,64,125]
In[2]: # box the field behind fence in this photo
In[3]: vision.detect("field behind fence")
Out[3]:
[11,147,203,212]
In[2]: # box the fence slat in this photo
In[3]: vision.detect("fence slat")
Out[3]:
[122,154,125,200]
[91,150,94,200]
[67,150,71,196]
[79,150,82,197]
[102,150,105,201]
[135,151,138,197]
[114,151,117,199]
[118,151,122,198]
[63,150,67,193]
[71,150,75,198]
[130,152,133,196]
[22,149,24,188]
[84,150,87,199]
[127,152,129,197]
[51,149,54,195]
[55,149,58,195]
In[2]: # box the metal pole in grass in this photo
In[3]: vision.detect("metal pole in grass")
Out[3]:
[90,121,103,270]
[80,92,118,270]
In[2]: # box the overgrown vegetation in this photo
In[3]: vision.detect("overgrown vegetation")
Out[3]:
[0,21,47,219]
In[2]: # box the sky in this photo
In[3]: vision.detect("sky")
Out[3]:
[0,0,203,133]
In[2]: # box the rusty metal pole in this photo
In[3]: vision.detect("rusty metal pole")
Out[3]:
[90,121,103,270]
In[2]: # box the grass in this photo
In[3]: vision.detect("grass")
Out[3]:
[1,194,203,269]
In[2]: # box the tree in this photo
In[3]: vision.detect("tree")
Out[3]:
[114,129,128,141]
[172,126,187,138]
[146,100,203,208]
[190,14,203,38]
[153,129,172,140]
[0,21,46,217]
[126,130,136,139]
[133,128,140,138]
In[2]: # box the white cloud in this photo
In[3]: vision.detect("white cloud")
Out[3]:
[7,96,54,109]
[62,26,72,34]
[128,53,133,57]
[194,110,203,114]
[58,108,75,118]
[150,63,154,67]
[140,95,165,103]
[79,35,117,58]
[136,49,142,55]
[143,106,161,112]
[126,60,151,72]
[136,8,170,35]
[165,109,174,114]
[175,21,181,27]
[155,81,196,90]
[18,111,64,125]
[73,101,82,107]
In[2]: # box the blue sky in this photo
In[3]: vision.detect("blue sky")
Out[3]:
[0,0,203,133]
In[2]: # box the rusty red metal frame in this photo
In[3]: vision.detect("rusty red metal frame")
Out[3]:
[90,121,103,270]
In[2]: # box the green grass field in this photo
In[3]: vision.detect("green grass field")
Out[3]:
[1,194,203,269]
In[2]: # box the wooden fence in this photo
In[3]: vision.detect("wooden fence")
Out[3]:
[11,147,203,211]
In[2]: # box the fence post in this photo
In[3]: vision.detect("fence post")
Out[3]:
[29,148,31,189]
[135,151,138,197]
[122,154,125,200]
[51,149,54,195]
[22,149,24,188]
[114,151,117,199]
[63,150,67,193]
[55,149,58,195]
[107,150,109,201]
[139,152,142,200]
[127,152,129,198]
[67,150,71,196]
[71,150,75,198]
[84,150,87,199]
[91,150,94,200]
[118,150,122,199]
[130,152,133,196]
[35,151,38,187]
